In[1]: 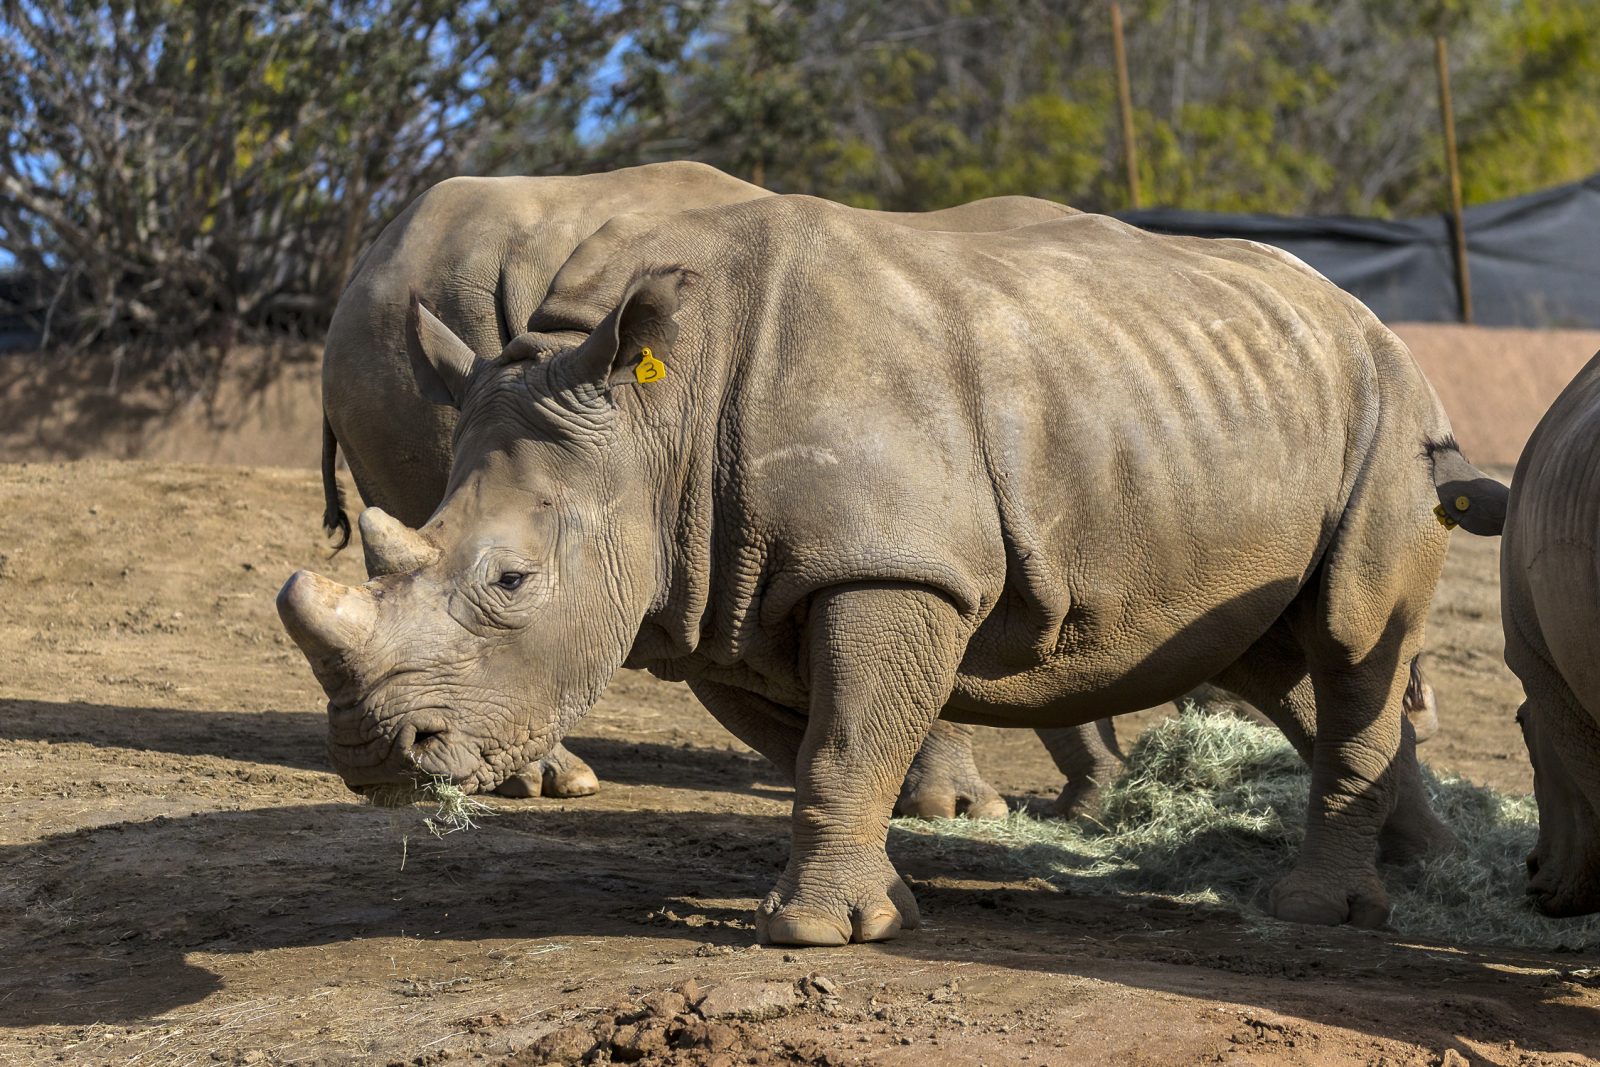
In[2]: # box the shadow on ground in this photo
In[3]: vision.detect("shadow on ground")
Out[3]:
[4,791,1596,1059]
[0,698,789,794]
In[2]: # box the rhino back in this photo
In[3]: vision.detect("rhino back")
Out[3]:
[590,199,1446,719]
[859,195,1079,232]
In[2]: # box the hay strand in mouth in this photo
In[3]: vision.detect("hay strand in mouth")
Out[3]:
[363,774,497,838]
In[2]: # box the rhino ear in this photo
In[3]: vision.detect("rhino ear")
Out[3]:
[406,290,481,407]
[562,269,687,398]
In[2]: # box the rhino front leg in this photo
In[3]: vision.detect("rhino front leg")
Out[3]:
[895,720,1009,820]
[494,743,601,799]
[756,584,965,946]
[1037,719,1125,818]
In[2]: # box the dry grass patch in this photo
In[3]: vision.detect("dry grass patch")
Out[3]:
[904,710,1600,951]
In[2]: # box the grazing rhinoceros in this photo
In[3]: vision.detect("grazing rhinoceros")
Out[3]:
[281,194,1476,943]
[1429,353,1597,916]
[319,161,1118,815]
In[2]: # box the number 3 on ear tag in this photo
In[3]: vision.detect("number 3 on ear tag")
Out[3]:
[635,347,665,384]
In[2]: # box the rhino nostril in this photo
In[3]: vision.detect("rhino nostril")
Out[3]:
[413,728,447,750]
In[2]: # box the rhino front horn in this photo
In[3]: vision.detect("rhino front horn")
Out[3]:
[359,507,439,577]
[276,570,378,678]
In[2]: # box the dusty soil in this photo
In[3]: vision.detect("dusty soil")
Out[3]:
[0,346,325,469]
[1393,323,1600,467]
[3,323,1598,470]
[1,460,1596,1067]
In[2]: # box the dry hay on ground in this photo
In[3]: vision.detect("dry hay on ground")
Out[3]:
[911,709,1600,952]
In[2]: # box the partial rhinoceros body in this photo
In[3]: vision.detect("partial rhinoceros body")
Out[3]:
[283,194,1487,943]
[1494,349,1600,916]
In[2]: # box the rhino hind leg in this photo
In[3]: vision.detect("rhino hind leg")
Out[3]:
[1374,714,1454,866]
[1037,719,1125,818]
[1213,614,1449,928]
[895,720,1009,820]
[1236,462,1449,928]
[494,743,601,799]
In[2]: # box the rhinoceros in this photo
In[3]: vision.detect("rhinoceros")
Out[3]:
[281,194,1479,943]
[1429,352,1598,916]
[319,161,1122,815]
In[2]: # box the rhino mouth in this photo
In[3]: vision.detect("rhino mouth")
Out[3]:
[323,701,554,797]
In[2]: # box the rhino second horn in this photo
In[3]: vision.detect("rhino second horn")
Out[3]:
[359,507,439,576]
[276,570,378,667]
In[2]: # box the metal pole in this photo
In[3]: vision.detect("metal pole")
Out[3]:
[1111,2,1140,210]
[1435,35,1473,324]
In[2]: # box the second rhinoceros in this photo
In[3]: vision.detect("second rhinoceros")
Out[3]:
[281,195,1479,944]
[1430,348,1599,916]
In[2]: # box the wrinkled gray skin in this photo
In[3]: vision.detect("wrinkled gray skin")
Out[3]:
[282,195,1483,944]
[321,161,1107,814]
[1442,349,1600,916]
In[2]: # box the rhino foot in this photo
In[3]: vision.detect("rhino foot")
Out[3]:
[755,852,919,946]
[494,743,600,799]
[1266,867,1390,929]
[1036,720,1125,819]
[894,721,1008,820]
[1051,774,1114,820]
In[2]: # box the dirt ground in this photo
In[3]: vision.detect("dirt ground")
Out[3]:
[1,457,1597,1067]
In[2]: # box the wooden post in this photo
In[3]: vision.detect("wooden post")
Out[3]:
[1435,35,1473,324]
[1111,2,1140,210]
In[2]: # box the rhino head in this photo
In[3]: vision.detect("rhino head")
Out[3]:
[277,269,688,793]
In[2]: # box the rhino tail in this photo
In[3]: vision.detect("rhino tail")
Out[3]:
[1425,435,1507,536]
[322,414,352,551]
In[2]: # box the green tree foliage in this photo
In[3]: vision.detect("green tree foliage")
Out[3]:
[1451,0,1600,204]
[602,0,1600,216]
[0,0,688,379]
[3,0,1595,367]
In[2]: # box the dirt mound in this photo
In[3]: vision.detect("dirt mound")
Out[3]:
[503,977,846,1066]
[0,345,324,468]
[1393,322,1600,464]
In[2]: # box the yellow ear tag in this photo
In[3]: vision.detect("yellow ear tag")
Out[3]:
[1454,495,1471,511]
[1434,503,1459,530]
[634,347,665,384]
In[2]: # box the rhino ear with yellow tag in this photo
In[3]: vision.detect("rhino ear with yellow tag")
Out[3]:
[633,347,666,384]
[560,267,688,400]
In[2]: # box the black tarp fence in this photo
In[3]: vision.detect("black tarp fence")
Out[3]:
[1120,172,1600,328]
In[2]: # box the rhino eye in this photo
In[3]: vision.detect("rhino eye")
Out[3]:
[494,571,527,591]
